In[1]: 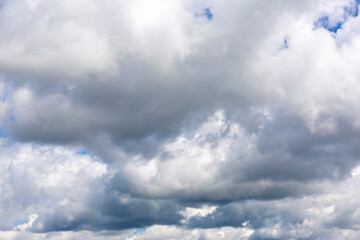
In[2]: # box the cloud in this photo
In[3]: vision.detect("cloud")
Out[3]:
[1,0,360,239]
[0,0,313,150]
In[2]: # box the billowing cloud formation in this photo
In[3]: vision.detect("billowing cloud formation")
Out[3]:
[2,0,360,239]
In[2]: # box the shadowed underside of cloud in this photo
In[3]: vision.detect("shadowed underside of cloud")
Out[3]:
[1,0,360,239]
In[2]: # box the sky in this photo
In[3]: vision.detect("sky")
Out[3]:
[2,0,360,239]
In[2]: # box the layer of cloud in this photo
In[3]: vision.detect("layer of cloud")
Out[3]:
[1,0,360,239]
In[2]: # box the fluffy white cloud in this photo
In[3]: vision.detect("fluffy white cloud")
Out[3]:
[0,141,106,232]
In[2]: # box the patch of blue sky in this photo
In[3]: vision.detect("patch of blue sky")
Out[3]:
[8,116,15,122]
[13,219,28,226]
[6,108,16,123]
[344,2,359,17]
[0,127,7,137]
[280,37,289,49]
[127,228,146,238]
[204,8,213,20]
[315,1,360,33]
[195,8,213,21]
[315,16,343,33]
[0,128,12,144]
[134,228,146,234]
[1,89,11,102]
[0,126,14,146]
[76,150,88,155]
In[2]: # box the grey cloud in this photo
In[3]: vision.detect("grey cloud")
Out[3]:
[0,0,315,150]
[1,0,360,239]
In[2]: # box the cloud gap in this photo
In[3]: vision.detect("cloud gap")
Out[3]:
[314,1,360,33]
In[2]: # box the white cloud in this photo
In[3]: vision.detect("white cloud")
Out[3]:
[180,205,218,224]
[13,214,38,232]
[0,142,107,231]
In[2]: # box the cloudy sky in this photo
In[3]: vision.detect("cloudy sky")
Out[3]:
[2,0,360,239]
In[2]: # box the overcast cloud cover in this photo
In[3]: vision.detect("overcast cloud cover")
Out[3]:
[2,0,360,239]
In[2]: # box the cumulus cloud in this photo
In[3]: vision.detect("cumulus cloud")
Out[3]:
[2,0,360,239]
